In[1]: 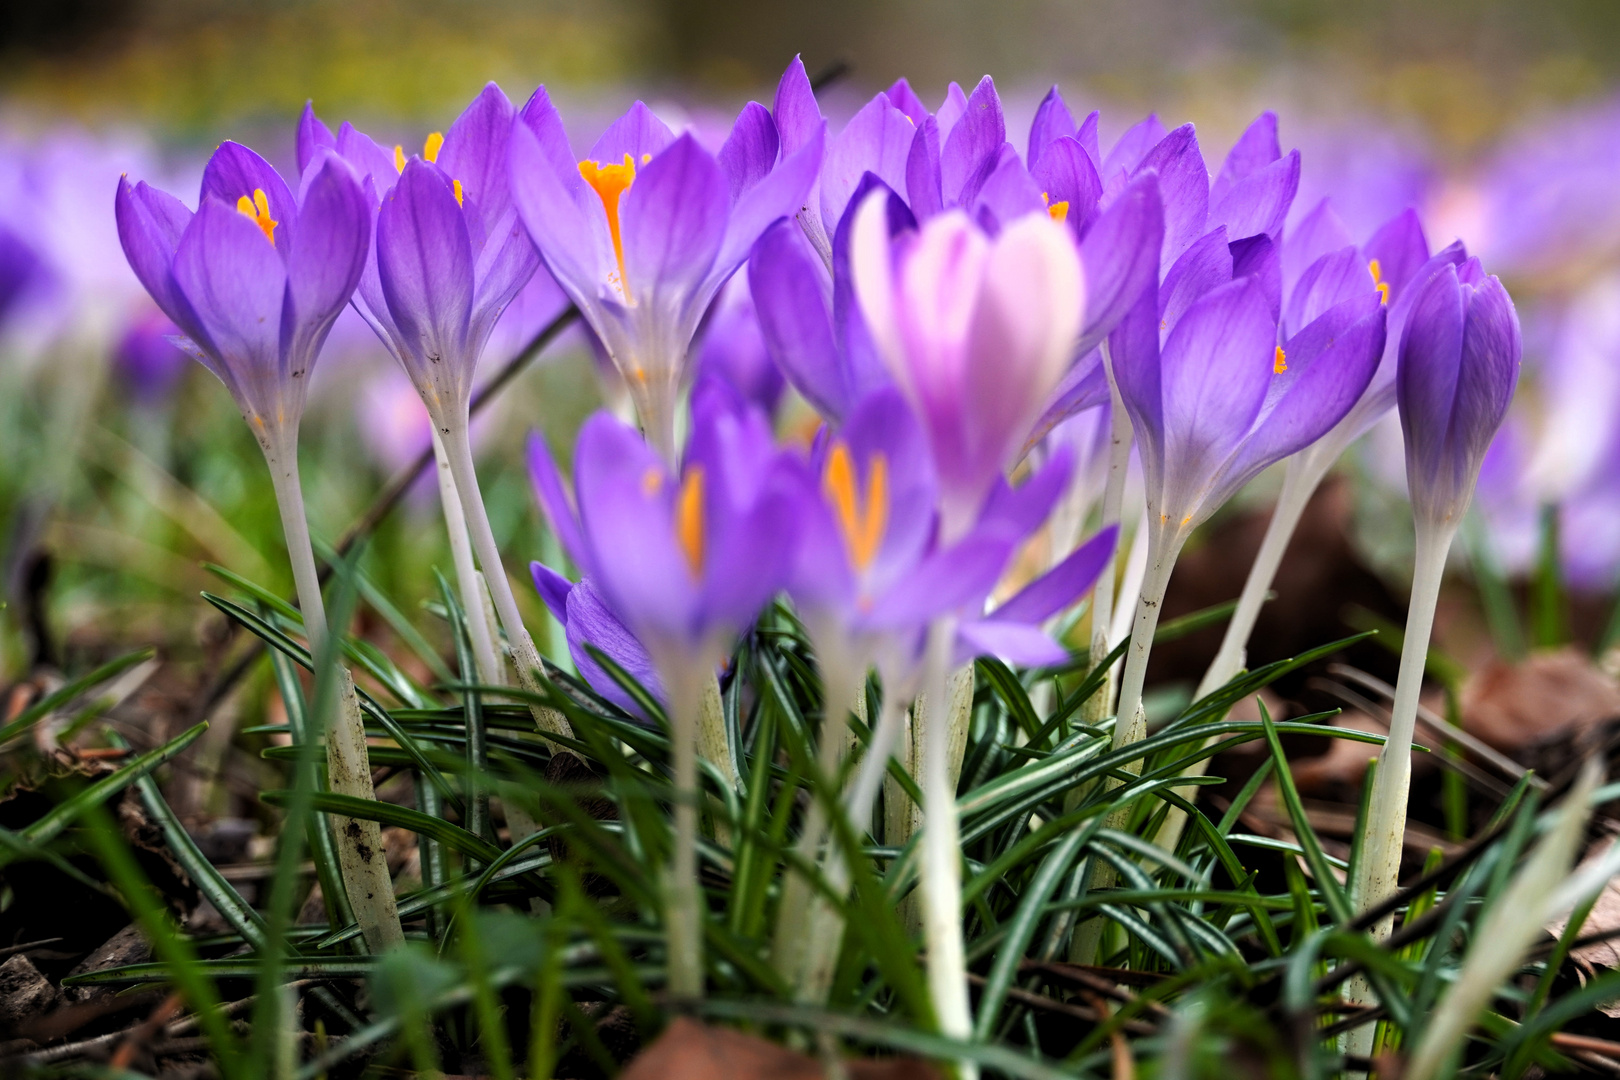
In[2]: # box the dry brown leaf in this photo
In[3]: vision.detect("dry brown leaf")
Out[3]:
[618,1017,940,1080]
[1547,837,1620,1016]
[1462,648,1620,753]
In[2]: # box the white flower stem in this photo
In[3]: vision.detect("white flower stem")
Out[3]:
[438,420,572,742]
[431,429,504,687]
[918,618,974,1062]
[660,654,708,1003]
[1082,349,1135,729]
[1152,455,1324,853]
[261,431,403,953]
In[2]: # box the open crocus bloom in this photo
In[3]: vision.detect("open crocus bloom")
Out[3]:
[115,141,369,448]
[509,69,825,462]
[850,194,1083,542]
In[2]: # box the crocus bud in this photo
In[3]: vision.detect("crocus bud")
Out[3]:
[1397,260,1521,531]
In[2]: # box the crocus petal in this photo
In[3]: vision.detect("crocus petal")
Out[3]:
[937,81,970,139]
[334,121,399,198]
[115,178,207,345]
[527,431,590,572]
[975,444,1075,541]
[284,155,370,373]
[531,561,574,622]
[749,218,846,419]
[467,207,541,354]
[941,75,1007,206]
[718,101,780,203]
[200,141,298,256]
[954,620,1068,667]
[1282,197,1354,294]
[1210,111,1280,206]
[864,531,1014,629]
[1075,111,1102,169]
[1363,207,1430,299]
[1208,149,1299,243]
[509,116,606,305]
[621,134,729,308]
[1027,352,1108,449]
[1077,172,1164,354]
[564,575,666,716]
[1159,227,1232,340]
[588,101,675,166]
[438,82,518,230]
[1032,136,1102,237]
[699,474,802,629]
[171,199,290,415]
[378,160,475,407]
[1027,86,1077,171]
[1137,124,1208,264]
[970,147,1047,233]
[773,55,823,157]
[1284,245,1369,337]
[821,96,915,232]
[885,78,929,125]
[905,115,944,220]
[1453,276,1522,475]
[1230,233,1281,321]
[297,102,337,175]
[993,524,1119,625]
[714,122,824,279]
[1398,264,1466,487]
[1101,113,1168,183]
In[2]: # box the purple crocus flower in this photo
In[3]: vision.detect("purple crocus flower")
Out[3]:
[115,141,369,447]
[691,276,785,418]
[1399,258,1522,528]
[850,194,1084,541]
[530,563,665,718]
[509,66,826,462]
[114,307,190,405]
[0,223,41,330]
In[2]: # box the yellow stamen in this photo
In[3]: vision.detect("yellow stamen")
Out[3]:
[453,179,464,207]
[579,153,637,302]
[423,131,444,163]
[235,189,278,244]
[675,467,705,576]
[1368,258,1390,304]
[394,144,406,174]
[1273,345,1287,374]
[823,442,889,572]
[1040,192,1069,223]
[1181,514,1193,526]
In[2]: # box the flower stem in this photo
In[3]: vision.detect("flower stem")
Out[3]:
[438,421,572,742]
[261,432,403,953]
[660,655,708,1003]
[919,618,974,1061]
[431,429,504,687]
[1081,351,1134,729]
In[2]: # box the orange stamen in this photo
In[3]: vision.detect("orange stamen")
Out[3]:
[823,442,889,572]
[579,153,637,301]
[453,179,464,206]
[1273,345,1287,374]
[423,131,444,163]
[1368,258,1390,304]
[235,189,278,244]
[675,467,705,576]
[393,144,406,173]
[1040,193,1069,223]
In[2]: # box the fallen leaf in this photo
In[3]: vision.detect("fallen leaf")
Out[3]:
[618,1017,940,1080]
[1547,837,1620,1016]
[1463,648,1620,753]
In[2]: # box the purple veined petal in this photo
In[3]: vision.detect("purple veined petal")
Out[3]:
[821,96,915,234]
[937,81,970,140]
[588,101,676,165]
[284,155,370,374]
[297,102,337,175]
[698,473,802,632]
[1230,233,1281,321]
[1026,352,1108,451]
[885,78,929,125]
[620,134,729,311]
[848,190,907,395]
[831,175,909,408]
[1363,207,1429,300]
[1101,113,1168,184]
[516,86,583,176]
[467,206,541,357]
[1159,227,1232,340]
[573,413,698,640]
[1284,245,1369,338]
[905,115,944,220]
[1108,284,1165,483]
[563,574,667,716]
[200,142,298,257]
[718,101,779,203]
[975,443,1075,541]
[1218,303,1386,505]
[115,178,207,345]
[834,386,940,592]
[1027,86,1077,172]
[1452,275,1522,473]
[1032,137,1102,238]
[1158,277,1276,515]
[1137,124,1209,264]
[377,159,475,387]
[438,81,518,231]
[863,531,1015,631]
[1076,171,1163,355]
[749,218,847,420]
[508,117,608,309]
[941,75,1006,204]
[773,55,823,158]
[170,199,290,416]
[334,122,399,200]
[714,120,824,278]
[1281,197,1354,295]
[953,619,1068,667]
[1075,111,1101,170]
[1210,111,1280,207]
[786,465,861,617]
[970,147,1047,233]
[1208,149,1299,243]
[531,561,574,622]
[1397,264,1466,488]
[527,431,591,572]
[993,522,1119,625]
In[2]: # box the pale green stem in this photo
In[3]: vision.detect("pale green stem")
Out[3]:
[1152,456,1324,854]
[262,430,403,953]
[1343,522,1454,1055]
[919,619,975,1063]
[659,651,709,1002]
[431,428,504,688]
[1081,351,1135,730]
[438,420,572,742]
